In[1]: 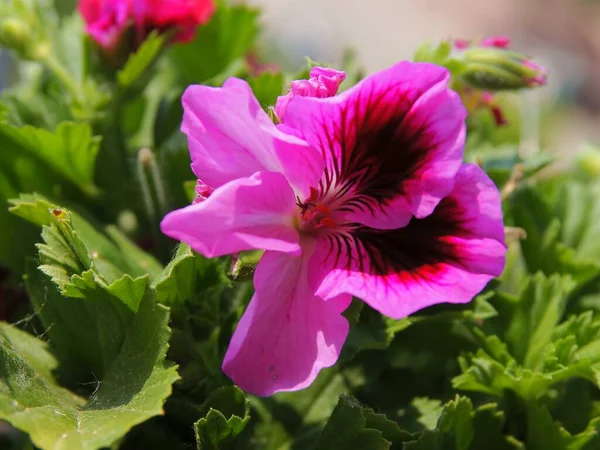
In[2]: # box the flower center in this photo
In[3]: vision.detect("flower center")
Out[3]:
[295,187,337,233]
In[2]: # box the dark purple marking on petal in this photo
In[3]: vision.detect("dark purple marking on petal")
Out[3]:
[317,89,439,215]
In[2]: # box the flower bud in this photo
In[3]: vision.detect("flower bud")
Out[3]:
[274,66,346,122]
[575,144,600,179]
[0,17,30,55]
[117,210,139,234]
[228,250,264,282]
[460,47,547,91]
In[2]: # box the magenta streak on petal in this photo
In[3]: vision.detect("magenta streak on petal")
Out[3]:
[308,164,506,319]
[222,245,351,397]
[160,171,301,258]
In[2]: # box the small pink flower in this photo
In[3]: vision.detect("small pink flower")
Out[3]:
[454,35,511,50]
[480,36,511,49]
[193,180,214,204]
[78,0,215,55]
[161,62,507,396]
[274,67,346,122]
[522,60,548,87]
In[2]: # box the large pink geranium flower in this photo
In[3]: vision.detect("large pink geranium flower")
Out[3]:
[161,62,507,396]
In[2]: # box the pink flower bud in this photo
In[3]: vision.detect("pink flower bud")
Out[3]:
[193,180,214,204]
[274,66,346,122]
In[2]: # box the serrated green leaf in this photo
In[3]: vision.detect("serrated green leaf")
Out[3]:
[152,243,200,305]
[0,286,179,450]
[118,32,166,88]
[10,194,162,286]
[314,396,392,450]
[25,264,147,384]
[505,273,574,369]
[0,121,100,195]
[507,185,600,289]
[410,397,444,430]
[404,396,473,450]
[527,405,600,450]
[471,403,522,450]
[194,386,250,449]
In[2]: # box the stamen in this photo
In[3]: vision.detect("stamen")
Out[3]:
[315,204,330,214]
[316,218,337,229]
[296,186,337,233]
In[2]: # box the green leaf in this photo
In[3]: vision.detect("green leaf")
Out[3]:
[194,386,250,449]
[507,186,600,289]
[247,71,284,108]
[553,181,600,263]
[0,287,179,450]
[341,304,412,362]
[504,273,575,369]
[403,396,473,450]
[471,404,523,450]
[118,32,166,89]
[527,405,600,450]
[24,263,146,384]
[413,41,452,64]
[410,397,444,430]
[404,398,522,450]
[314,395,404,450]
[169,1,259,83]
[10,194,162,286]
[0,121,100,195]
[151,242,230,309]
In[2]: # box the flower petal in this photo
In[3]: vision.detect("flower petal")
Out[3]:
[284,61,466,229]
[161,171,300,257]
[310,164,506,319]
[223,247,351,396]
[182,77,324,197]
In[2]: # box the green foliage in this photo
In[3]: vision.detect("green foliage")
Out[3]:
[168,1,260,84]
[0,291,178,450]
[118,32,166,89]
[195,386,250,449]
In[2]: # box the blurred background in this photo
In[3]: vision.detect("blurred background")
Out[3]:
[244,0,600,157]
[2,0,600,154]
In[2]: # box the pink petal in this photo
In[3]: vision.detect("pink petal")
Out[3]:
[223,248,351,396]
[79,0,131,51]
[310,164,506,319]
[160,171,301,257]
[284,61,466,230]
[182,78,324,198]
[133,0,215,43]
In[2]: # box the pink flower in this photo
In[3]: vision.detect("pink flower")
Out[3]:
[480,36,511,49]
[78,0,132,53]
[161,62,507,396]
[78,0,215,55]
[274,67,346,122]
[454,35,511,50]
[132,0,216,44]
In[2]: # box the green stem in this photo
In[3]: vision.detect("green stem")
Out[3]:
[37,52,84,106]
